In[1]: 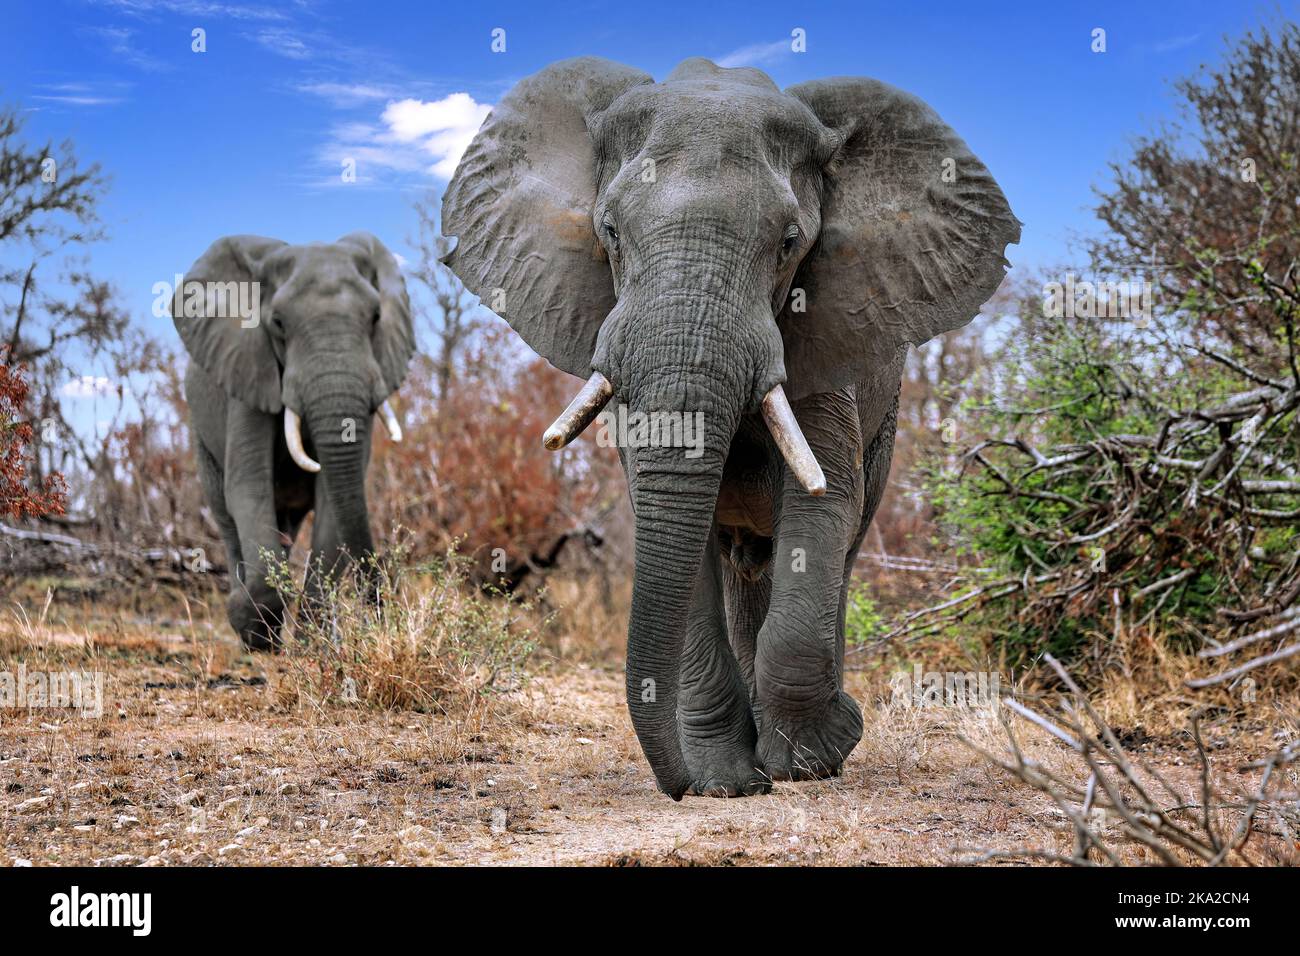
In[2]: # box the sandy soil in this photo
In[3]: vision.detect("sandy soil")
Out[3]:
[2,621,1284,867]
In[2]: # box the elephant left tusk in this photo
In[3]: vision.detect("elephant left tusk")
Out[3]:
[380,400,402,443]
[284,408,321,473]
[761,384,826,496]
[543,372,614,450]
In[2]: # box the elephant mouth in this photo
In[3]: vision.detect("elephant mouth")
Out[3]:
[283,401,404,474]
[541,370,826,496]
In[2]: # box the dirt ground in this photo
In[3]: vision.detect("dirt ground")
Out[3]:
[3,606,1289,868]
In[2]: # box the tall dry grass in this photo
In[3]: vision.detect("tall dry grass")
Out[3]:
[266,546,545,727]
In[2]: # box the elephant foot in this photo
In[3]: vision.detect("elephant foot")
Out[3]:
[756,691,863,782]
[679,717,770,798]
[683,744,771,797]
[238,627,281,653]
[228,590,284,652]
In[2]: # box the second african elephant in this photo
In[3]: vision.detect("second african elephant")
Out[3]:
[172,232,415,649]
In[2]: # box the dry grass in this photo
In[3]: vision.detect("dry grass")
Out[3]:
[528,573,631,665]
[267,550,542,725]
[0,566,1292,866]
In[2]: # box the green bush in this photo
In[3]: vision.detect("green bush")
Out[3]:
[844,581,887,647]
[921,297,1298,665]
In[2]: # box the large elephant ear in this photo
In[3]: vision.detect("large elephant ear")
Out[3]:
[337,231,414,401]
[172,235,286,413]
[441,56,653,378]
[779,78,1020,400]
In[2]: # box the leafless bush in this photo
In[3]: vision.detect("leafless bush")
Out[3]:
[963,654,1300,866]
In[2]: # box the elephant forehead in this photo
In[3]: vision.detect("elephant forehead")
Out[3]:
[605,81,823,167]
[272,246,379,305]
[278,242,362,271]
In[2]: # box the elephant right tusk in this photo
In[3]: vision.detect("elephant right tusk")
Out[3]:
[284,408,321,473]
[543,372,614,450]
[379,400,403,443]
[761,384,826,496]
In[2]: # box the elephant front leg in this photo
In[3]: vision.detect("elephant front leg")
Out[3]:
[677,529,770,797]
[223,403,290,651]
[755,387,865,780]
[194,440,242,580]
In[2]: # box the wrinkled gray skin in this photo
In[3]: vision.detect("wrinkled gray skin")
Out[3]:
[443,58,1019,799]
[173,233,414,649]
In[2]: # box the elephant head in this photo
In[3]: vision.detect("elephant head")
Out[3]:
[442,57,1018,798]
[172,231,414,570]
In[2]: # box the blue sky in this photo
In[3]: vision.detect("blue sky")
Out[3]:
[2,0,1295,355]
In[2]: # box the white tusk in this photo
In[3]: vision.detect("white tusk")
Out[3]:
[380,400,403,443]
[284,407,321,473]
[761,385,826,496]
[543,372,614,451]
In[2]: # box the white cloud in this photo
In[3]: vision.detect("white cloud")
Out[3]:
[716,39,792,69]
[380,93,491,179]
[250,27,313,59]
[297,85,491,188]
[1151,34,1200,54]
[87,25,171,72]
[296,81,393,106]
[322,122,423,171]
[62,376,116,399]
[32,95,124,106]
[91,0,287,20]
[33,81,132,108]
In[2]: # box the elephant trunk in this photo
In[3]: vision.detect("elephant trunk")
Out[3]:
[625,447,728,799]
[612,288,758,799]
[305,374,376,572]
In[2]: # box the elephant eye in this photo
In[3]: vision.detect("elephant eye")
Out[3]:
[781,225,800,257]
[603,218,620,255]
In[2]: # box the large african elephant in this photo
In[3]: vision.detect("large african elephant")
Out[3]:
[172,232,414,649]
[442,57,1018,798]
